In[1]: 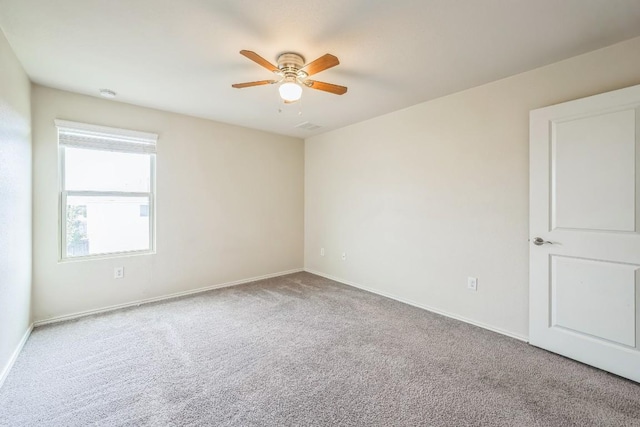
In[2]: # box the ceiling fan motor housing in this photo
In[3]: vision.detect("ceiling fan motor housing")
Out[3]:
[277,53,306,80]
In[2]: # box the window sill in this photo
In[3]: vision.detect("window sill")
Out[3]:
[58,249,156,263]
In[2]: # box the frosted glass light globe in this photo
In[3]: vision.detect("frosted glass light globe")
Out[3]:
[279,82,302,102]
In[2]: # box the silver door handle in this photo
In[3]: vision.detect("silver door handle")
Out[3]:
[532,237,552,246]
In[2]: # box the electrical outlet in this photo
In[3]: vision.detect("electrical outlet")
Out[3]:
[467,277,478,291]
[114,267,124,279]
[341,252,347,261]
[320,248,325,256]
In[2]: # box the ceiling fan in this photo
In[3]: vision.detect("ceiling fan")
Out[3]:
[232,50,347,103]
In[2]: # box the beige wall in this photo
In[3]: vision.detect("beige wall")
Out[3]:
[304,36,640,340]
[0,31,32,379]
[32,86,304,321]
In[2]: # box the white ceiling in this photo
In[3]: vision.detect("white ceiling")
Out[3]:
[1,1,640,138]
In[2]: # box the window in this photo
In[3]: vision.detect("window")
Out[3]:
[57,120,157,260]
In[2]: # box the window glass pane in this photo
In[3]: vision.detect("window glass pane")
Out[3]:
[65,147,151,192]
[66,195,150,257]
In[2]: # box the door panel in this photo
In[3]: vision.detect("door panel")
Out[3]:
[552,109,636,232]
[552,256,636,347]
[530,84,640,383]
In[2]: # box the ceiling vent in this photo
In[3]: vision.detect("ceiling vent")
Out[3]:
[295,121,322,131]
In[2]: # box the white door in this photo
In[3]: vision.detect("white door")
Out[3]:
[530,84,640,383]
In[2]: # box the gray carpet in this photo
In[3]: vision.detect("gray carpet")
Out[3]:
[1,272,639,426]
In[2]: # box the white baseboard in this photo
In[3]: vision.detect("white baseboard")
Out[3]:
[304,268,529,343]
[0,324,33,390]
[34,268,304,327]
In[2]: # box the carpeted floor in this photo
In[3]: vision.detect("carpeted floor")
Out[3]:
[1,272,639,426]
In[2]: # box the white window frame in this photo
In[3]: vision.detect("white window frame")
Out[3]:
[56,120,158,261]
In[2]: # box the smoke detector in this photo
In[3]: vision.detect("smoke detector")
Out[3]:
[99,89,116,99]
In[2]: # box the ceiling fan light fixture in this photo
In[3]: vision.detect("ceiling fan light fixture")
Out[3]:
[232,50,347,100]
[279,81,302,102]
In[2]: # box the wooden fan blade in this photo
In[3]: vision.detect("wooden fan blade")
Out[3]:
[232,80,277,89]
[302,54,339,76]
[306,80,348,95]
[239,50,279,72]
